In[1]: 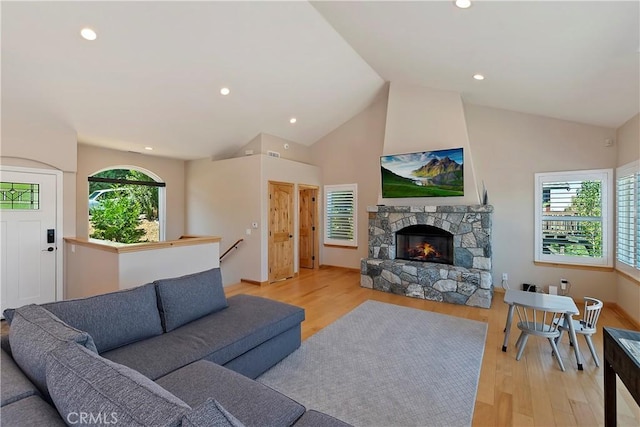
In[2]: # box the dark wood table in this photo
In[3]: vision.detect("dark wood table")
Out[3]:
[603,327,640,426]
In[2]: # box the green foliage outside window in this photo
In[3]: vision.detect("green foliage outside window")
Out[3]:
[573,181,602,257]
[89,169,158,221]
[89,197,146,243]
[555,181,602,257]
[89,169,159,243]
[127,170,158,221]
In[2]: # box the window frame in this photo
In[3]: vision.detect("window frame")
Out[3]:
[615,160,640,276]
[534,169,613,268]
[324,183,358,247]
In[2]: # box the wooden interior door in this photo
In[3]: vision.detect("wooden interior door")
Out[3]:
[268,181,294,282]
[299,186,318,269]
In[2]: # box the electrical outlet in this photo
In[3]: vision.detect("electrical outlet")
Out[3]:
[560,278,568,290]
[502,273,508,281]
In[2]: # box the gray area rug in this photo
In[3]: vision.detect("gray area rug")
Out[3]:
[257,300,487,427]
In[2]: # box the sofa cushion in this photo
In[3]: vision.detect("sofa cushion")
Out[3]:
[1,349,40,407]
[0,395,66,426]
[154,267,228,332]
[9,304,97,400]
[42,283,163,353]
[46,342,190,427]
[102,294,304,380]
[182,398,245,427]
[156,360,306,427]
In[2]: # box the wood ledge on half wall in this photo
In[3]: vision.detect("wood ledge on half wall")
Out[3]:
[63,235,221,254]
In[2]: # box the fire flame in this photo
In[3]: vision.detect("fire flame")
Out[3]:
[419,242,438,257]
[408,242,441,260]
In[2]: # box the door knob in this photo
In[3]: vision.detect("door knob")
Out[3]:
[42,247,54,252]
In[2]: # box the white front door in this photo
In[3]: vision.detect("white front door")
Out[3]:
[0,168,60,313]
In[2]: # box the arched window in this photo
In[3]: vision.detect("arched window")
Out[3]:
[88,166,165,243]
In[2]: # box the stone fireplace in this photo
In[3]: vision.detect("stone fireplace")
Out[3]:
[360,205,494,308]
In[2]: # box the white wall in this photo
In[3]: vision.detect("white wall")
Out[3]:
[233,133,313,164]
[185,154,320,285]
[260,134,313,165]
[311,85,389,269]
[118,242,219,289]
[64,243,120,298]
[464,104,618,302]
[186,155,262,285]
[382,82,480,205]
[614,113,640,324]
[1,105,78,238]
[76,144,186,240]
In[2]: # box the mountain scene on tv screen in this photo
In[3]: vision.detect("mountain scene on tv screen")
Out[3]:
[381,148,464,198]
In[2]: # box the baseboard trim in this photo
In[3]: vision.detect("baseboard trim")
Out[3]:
[240,278,269,286]
[241,271,300,286]
[319,264,361,273]
[608,303,640,330]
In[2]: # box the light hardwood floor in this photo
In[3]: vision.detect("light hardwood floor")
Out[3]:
[225,266,640,427]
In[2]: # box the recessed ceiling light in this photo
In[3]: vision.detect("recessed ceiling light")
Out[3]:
[455,0,472,9]
[473,74,485,81]
[220,87,230,96]
[80,28,97,41]
[144,146,153,151]
[289,118,297,124]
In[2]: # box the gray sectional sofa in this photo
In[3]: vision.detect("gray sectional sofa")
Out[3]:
[0,267,350,427]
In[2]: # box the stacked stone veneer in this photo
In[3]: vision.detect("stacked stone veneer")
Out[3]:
[360,205,494,308]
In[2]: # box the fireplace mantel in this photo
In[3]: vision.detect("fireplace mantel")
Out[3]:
[361,204,494,308]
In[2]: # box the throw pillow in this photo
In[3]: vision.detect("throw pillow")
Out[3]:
[154,267,228,332]
[46,342,190,427]
[42,283,164,353]
[3,308,15,324]
[9,304,97,400]
[181,398,245,427]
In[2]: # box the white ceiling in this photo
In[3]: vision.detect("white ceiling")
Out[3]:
[2,1,638,161]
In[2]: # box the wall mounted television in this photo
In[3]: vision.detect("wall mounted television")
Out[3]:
[380,147,464,198]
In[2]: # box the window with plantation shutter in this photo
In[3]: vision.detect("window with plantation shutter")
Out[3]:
[534,169,613,267]
[616,160,640,275]
[324,184,357,247]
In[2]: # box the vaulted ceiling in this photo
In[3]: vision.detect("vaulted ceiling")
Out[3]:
[2,1,638,160]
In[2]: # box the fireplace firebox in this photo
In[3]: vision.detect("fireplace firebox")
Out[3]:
[396,225,453,265]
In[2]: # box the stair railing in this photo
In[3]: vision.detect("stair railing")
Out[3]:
[220,238,244,262]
